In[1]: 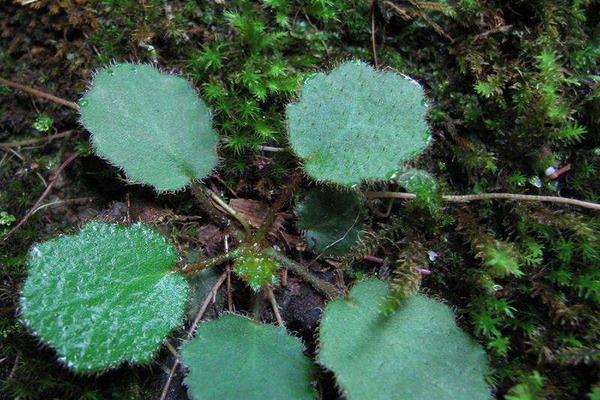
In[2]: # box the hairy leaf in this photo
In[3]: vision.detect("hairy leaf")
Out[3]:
[286,60,430,186]
[296,188,365,256]
[398,168,437,194]
[398,168,439,208]
[79,63,219,191]
[181,314,314,400]
[319,280,491,400]
[19,222,188,372]
[233,245,280,291]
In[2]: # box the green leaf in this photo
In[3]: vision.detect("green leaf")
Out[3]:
[398,168,437,194]
[79,63,219,191]
[296,188,365,256]
[180,314,314,400]
[19,222,188,373]
[32,114,53,132]
[398,168,439,208]
[504,371,544,400]
[319,280,491,400]
[233,245,280,291]
[286,61,430,186]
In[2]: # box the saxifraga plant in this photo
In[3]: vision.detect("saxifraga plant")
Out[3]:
[2,59,599,399]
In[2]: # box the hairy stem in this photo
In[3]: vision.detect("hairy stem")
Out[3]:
[190,183,227,223]
[266,249,343,300]
[3,152,80,241]
[191,183,252,236]
[160,271,227,400]
[0,77,80,110]
[181,249,242,276]
[0,129,75,149]
[255,170,303,242]
[366,191,600,211]
[370,0,379,68]
[266,286,284,327]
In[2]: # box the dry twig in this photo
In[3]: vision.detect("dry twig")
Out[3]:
[159,272,228,400]
[0,77,79,110]
[0,129,75,149]
[366,191,600,211]
[266,287,284,327]
[3,152,80,241]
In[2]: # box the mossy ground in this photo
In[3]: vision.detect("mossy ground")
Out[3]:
[1,0,599,398]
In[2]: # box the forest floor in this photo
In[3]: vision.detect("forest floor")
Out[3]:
[1,0,599,399]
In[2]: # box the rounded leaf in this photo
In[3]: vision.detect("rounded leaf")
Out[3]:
[296,188,365,256]
[19,222,188,372]
[79,63,219,191]
[398,168,439,207]
[398,168,437,194]
[181,314,315,400]
[286,61,430,186]
[319,280,491,400]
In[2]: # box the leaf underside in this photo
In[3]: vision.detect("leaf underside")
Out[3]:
[318,280,491,400]
[79,63,219,191]
[20,222,188,373]
[286,60,430,186]
[181,314,314,400]
[296,188,365,256]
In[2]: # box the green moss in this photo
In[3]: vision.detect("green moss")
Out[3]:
[2,0,600,398]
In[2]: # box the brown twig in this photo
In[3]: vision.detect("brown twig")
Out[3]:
[266,287,284,327]
[472,25,512,42]
[224,235,234,312]
[366,191,600,211]
[266,249,343,299]
[190,183,227,223]
[29,197,93,218]
[181,249,241,276]
[3,152,80,241]
[164,341,179,359]
[203,185,252,235]
[159,272,228,400]
[383,0,453,42]
[226,264,234,312]
[0,129,75,149]
[548,164,571,180]
[255,170,303,242]
[7,353,20,381]
[214,174,239,198]
[190,272,228,337]
[258,145,286,152]
[0,77,80,111]
[364,255,385,264]
[371,0,379,68]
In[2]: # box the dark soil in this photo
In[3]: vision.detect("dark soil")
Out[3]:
[1,0,599,399]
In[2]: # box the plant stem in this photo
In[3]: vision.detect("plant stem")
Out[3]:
[266,249,343,300]
[224,235,234,312]
[181,249,241,276]
[159,271,227,400]
[0,129,75,149]
[0,77,80,110]
[366,191,600,211]
[3,152,80,241]
[255,170,303,242]
[252,292,263,320]
[258,145,285,152]
[370,0,379,68]
[191,183,252,237]
[190,183,227,223]
[266,287,284,327]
